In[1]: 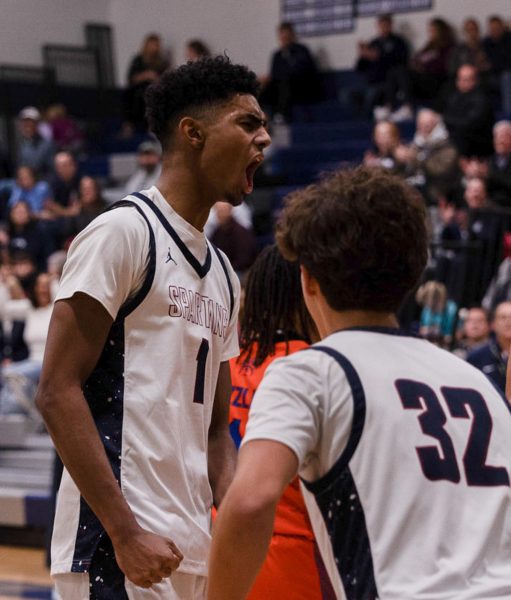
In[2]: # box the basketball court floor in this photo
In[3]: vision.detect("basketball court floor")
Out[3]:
[0,546,51,600]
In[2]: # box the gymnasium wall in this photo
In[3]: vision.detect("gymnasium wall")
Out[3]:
[0,0,509,86]
[0,0,109,67]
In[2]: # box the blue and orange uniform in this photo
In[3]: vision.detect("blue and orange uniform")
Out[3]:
[230,339,332,600]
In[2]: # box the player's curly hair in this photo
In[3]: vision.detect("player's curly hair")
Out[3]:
[239,245,316,367]
[145,56,260,150]
[276,166,428,313]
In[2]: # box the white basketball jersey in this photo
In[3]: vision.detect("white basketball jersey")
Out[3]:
[243,327,511,599]
[52,187,240,577]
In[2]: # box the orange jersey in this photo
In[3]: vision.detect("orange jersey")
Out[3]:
[229,340,314,539]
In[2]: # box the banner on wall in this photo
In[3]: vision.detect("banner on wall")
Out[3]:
[281,0,355,36]
[281,0,433,36]
[356,0,433,17]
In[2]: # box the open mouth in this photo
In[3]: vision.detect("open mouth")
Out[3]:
[244,156,263,195]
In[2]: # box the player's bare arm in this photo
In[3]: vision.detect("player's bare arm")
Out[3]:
[207,440,298,600]
[36,293,182,587]
[208,361,237,506]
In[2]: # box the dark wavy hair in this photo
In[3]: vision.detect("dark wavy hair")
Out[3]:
[239,244,315,367]
[276,166,428,313]
[145,55,259,150]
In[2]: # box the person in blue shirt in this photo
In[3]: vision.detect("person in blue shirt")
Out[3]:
[8,166,51,215]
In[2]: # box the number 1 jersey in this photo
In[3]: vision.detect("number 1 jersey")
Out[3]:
[243,327,511,600]
[51,187,240,577]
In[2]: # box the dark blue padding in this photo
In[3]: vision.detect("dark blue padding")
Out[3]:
[131,191,212,279]
[304,346,366,494]
[301,345,378,600]
[105,200,156,320]
[210,243,234,321]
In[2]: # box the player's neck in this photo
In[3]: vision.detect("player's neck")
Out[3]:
[157,158,216,231]
[316,308,399,339]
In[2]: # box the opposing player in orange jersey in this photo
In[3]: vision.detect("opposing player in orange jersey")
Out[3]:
[228,245,334,600]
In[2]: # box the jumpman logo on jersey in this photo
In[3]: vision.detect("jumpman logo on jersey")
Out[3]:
[166,247,177,265]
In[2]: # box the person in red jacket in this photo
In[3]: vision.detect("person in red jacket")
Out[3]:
[229,244,333,599]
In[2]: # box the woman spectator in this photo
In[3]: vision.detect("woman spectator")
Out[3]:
[377,18,456,122]
[449,18,491,78]
[63,176,107,239]
[0,272,53,417]
[8,165,51,216]
[229,245,333,599]
[123,33,169,133]
[185,39,211,62]
[6,201,51,271]
[363,121,409,175]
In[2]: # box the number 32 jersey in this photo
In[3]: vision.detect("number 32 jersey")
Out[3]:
[243,327,511,600]
[51,187,240,577]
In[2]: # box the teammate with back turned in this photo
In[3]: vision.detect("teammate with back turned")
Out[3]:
[208,166,511,600]
[35,56,270,600]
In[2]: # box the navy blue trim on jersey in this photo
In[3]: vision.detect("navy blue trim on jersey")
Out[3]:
[333,325,421,338]
[106,200,157,320]
[302,346,377,599]
[71,319,127,572]
[89,535,129,599]
[131,191,212,278]
[305,346,366,494]
[210,243,234,320]
[70,201,157,572]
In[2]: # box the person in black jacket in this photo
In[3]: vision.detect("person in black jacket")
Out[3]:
[443,64,494,158]
[261,22,321,122]
[467,300,511,394]
[356,14,408,115]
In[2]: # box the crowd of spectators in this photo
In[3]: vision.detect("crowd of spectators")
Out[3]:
[1,13,511,415]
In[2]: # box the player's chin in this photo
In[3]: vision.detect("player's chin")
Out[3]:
[224,191,244,207]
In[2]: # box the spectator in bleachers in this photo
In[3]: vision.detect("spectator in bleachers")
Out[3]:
[67,176,107,237]
[185,39,211,62]
[442,64,494,157]
[453,306,490,359]
[437,177,493,242]
[45,104,84,153]
[260,22,321,123]
[355,13,409,116]
[449,18,491,79]
[0,262,29,366]
[482,15,511,112]
[8,166,52,217]
[124,140,162,193]
[378,18,456,122]
[123,33,169,133]
[6,202,50,272]
[210,201,258,275]
[402,108,459,203]
[467,300,511,393]
[416,279,458,348]
[46,152,81,217]
[363,121,408,175]
[459,120,511,207]
[0,272,53,417]
[16,107,55,177]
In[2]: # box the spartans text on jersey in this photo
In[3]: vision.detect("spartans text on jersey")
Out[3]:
[168,285,229,338]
